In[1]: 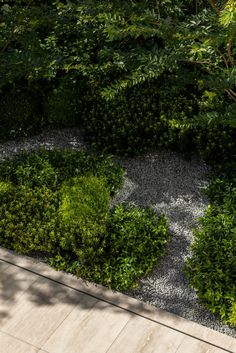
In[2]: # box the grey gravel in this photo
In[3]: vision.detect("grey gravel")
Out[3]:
[0,128,235,337]
[114,152,236,338]
[0,128,87,160]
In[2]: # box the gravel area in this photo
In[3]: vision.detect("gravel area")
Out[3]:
[114,153,236,337]
[0,128,87,160]
[0,128,235,337]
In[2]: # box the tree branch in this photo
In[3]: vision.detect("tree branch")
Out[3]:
[216,49,229,68]
[227,38,234,66]
[226,89,236,102]
[207,0,220,15]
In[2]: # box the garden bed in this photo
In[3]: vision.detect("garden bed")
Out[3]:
[0,128,235,337]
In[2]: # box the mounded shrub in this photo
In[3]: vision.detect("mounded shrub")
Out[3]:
[185,175,236,326]
[0,148,124,194]
[57,175,110,265]
[43,78,87,128]
[76,204,169,291]
[194,123,236,164]
[0,185,60,255]
[82,81,164,156]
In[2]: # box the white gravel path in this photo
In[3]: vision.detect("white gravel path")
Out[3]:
[0,128,235,337]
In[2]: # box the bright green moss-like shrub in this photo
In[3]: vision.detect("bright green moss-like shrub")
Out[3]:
[57,176,110,265]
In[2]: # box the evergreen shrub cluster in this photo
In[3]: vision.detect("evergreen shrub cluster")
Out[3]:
[0,149,169,290]
[0,0,235,161]
[185,167,236,326]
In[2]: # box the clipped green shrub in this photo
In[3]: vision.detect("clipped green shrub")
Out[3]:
[0,148,124,194]
[0,185,60,255]
[76,204,169,291]
[194,123,236,164]
[57,175,110,265]
[83,81,164,155]
[185,205,236,326]
[0,148,169,292]
[185,171,236,326]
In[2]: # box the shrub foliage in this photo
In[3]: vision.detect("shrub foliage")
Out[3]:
[0,149,169,290]
[0,0,235,160]
[185,170,236,326]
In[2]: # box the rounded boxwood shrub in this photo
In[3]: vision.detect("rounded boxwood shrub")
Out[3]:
[194,123,236,164]
[82,81,164,155]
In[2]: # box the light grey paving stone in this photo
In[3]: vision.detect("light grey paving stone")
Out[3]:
[0,265,39,327]
[0,331,38,353]
[43,300,132,353]
[175,336,228,353]
[107,315,185,353]
[229,339,236,353]
[1,276,97,347]
[0,248,234,352]
[0,261,10,274]
[182,322,236,353]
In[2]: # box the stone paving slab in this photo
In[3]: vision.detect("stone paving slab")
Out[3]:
[0,247,235,353]
[0,331,38,353]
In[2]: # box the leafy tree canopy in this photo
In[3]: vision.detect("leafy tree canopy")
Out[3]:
[0,0,235,126]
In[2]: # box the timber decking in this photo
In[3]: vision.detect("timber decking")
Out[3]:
[0,247,235,353]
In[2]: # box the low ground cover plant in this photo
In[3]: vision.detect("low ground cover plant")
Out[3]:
[0,149,169,290]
